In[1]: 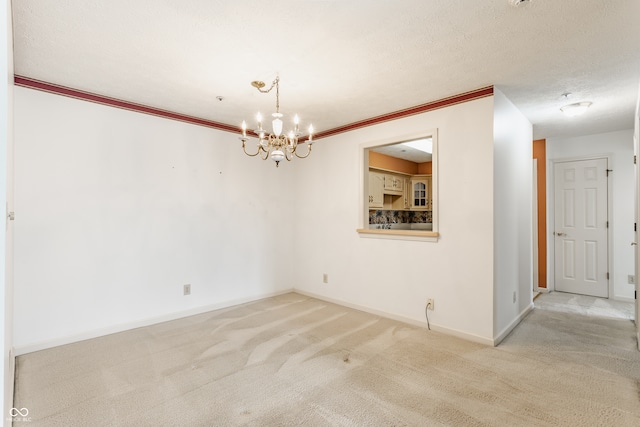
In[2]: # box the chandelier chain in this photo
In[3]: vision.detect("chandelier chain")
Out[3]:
[255,77,280,113]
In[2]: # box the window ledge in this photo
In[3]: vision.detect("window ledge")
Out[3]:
[356,228,439,242]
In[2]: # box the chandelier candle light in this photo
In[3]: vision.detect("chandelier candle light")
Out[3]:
[240,76,314,167]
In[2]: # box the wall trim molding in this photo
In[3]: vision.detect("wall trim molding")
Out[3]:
[8,348,15,417]
[294,289,495,346]
[314,86,494,139]
[13,289,294,356]
[14,75,240,133]
[16,288,507,355]
[14,75,492,140]
[613,295,635,303]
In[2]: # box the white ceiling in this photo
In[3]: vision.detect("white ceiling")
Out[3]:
[371,140,432,164]
[11,0,640,140]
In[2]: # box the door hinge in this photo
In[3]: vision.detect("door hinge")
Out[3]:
[635,155,637,165]
[606,272,609,280]
[635,223,637,232]
[606,221,609,228]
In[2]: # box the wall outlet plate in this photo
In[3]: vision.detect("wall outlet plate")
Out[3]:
[628,275,635,285]
[426,298,434,310]
[184,284,191,295]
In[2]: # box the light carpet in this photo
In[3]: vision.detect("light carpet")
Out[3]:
[533,290,634,320]
[13,292,640,426]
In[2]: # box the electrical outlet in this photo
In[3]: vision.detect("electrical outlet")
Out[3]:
[426,298,434,310]
[513,291,517,303]
[628,275,635,285]
[183,284,191,296]
[323,273,328,284]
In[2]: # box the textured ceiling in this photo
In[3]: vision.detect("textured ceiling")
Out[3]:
[11,0,640,140]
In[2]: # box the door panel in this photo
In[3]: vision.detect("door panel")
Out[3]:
[584,240,597,281]
[554,158,608,297]
[563,189,575,227]
[562,240,575,279]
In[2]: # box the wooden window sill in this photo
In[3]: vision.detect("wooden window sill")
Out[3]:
[356,228,439,242]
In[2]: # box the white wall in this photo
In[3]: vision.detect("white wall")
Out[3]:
[547,129,635,301]
[13,87,295,353]
[293,96,497,343]
[13,87,534,352]
[1,0,13,422]
[492,89,533,340]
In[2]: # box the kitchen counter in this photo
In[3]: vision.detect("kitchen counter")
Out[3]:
[369,223,432,231]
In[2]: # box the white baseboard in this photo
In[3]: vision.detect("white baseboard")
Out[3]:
[293,289,495,347]
[535,287,550,293]
[6,347,15,424]
[15,288,543,356]
[613,295,635,303]
[493,303,534,346]
[14,288,294,356]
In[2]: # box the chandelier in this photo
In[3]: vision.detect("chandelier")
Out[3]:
[239,76,314,167]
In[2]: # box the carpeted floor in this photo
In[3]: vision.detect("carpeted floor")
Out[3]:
[13,292,640,426]
[533,290,634,320]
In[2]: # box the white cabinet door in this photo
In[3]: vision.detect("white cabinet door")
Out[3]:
[384,174,404,195]
[410,177,431,210]
[369,172,384,208]
[404,178,411,209]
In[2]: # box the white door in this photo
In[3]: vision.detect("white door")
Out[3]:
[554,158,608,297]
[532,159,539,291]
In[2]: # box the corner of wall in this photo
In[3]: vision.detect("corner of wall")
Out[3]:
[492,88,534,340]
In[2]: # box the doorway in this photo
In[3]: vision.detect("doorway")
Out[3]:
[553,158,609,298]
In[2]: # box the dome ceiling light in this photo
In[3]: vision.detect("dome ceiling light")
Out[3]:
[560,101,593,117]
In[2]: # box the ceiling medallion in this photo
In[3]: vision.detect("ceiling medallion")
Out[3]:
[239,76,314,167]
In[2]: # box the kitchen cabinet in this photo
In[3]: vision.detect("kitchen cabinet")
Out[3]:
[383,174,404,195]
[368,171,384,208]
[404,178,411,209]
[411,176,432,210]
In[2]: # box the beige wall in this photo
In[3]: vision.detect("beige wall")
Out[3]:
[292,96,499,342]
[13,87,296,353]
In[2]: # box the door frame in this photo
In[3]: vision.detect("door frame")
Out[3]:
[634,91,639,349]
[532,159,539,291]
[548,153,613,298]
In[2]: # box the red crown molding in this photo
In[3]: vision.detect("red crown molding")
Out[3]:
[313,86,494,140]
[14,75,239,133]
[14,75,493,140]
